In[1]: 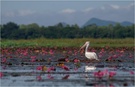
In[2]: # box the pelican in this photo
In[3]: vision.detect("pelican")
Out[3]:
[79,41,99,79]
[79,41,99,61]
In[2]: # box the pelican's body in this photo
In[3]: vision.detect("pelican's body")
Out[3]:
[80,41,99,61]
[85,51,98,60]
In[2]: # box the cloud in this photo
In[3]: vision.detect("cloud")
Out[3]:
[2,10,36,17]
[101,6,105,10]
[83,7,93,12]
[2,3,134,26]
[60,8,76,14]
[110,5,120,9]
[125,3,134,9]
[18,10,36,16]
[3,11,15,17]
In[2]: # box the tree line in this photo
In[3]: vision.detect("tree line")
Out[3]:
[1,22,134,39]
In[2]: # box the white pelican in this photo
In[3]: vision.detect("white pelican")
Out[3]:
[79,41,99,61]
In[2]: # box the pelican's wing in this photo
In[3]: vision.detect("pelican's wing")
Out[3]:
[93,52,99,60]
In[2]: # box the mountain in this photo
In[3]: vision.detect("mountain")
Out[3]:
[121,21,133,26]
[55,22,68,27]
[83,18,133,27]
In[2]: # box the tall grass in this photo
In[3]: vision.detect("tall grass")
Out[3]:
[1,38,134,48]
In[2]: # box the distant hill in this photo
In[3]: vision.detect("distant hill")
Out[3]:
[55,22,68,27]
[83,18,133,27]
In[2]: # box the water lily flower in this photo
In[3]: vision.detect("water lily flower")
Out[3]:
[65,58,69,62]
[36,76,42,81]
[2,58,7,63]
[36,66,43,71]
[30,56,36,62]
[74,58,80,63]
[62,75,70,79]
[0,72,3,78]
[2,66,6,69]
[23,52,28,56]
[109,71,116,79]
[30,56,36,59]
[102,69,109,76]
[93,70,104,79]
[109,83,115,87]
[112,55,118,58]
[49,50,54,55]
[61,65,70,71]
[47,74,54,79]
[74,68,78,71]
[47,66,55,72]
[129,53,133,58]
[129,71,134,75]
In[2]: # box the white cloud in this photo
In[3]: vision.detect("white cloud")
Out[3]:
[101,6,105,10]
[129,3,134,7]
[83,7,93,12]
[125,3,134,9]
[3,11,15,17]
[60,8,76,14]
[2,10,36,17]
[110,5,120,9]
[18,10,36,16]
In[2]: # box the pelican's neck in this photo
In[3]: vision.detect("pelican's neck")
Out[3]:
[85,43,89,53]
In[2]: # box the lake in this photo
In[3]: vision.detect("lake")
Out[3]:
[0,48,134,87]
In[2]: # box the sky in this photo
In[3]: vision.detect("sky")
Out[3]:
[1,0,135,27]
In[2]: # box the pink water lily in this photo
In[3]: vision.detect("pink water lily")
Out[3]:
[36,76,42,81]
[91,48,97,52]
[74,58,80,63]
[2,66,6,69]
[94,70,104,79]
[22,51,28,56]
[62,75,70,79]
[94,69,116,80]
[61,65,70,71]
[30,56,36,59]
[109,84,115,87]
[0,72,3,78]
[36,66,42,71]
[109,71,116,78]
[102,69,109,75]
[129,71,134,75]
[74,68,78,71]
[30,56,36,62]
[47,74,54,79]
[65,58,69,62]
[112,54,118,58]
[129,53,133,58]
[2,58,7,63]
[49,50,54,55]
[47,66,55,72]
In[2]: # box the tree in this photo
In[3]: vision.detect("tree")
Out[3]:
[1,22,134,39]
[1,22,19,39]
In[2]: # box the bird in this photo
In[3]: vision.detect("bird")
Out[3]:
[79,41,99,61]
[79,41,99,74]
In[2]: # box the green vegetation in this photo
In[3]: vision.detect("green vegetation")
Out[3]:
[1,22,134,39]
[1,38,134,48]
[1,22,134,48]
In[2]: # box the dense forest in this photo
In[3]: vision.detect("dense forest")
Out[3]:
[0,22,134,39]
